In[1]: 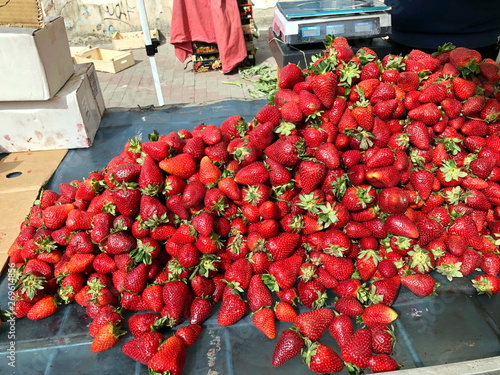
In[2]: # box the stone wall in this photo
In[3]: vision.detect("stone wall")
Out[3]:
[43,0,173,45]
[42,0,276,46]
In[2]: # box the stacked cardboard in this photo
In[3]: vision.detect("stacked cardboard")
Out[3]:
[0,10,105,152]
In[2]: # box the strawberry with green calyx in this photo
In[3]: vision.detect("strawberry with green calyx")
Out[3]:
[137,154,164,197]
[370,324,396,354]
[301,338,344,374]
[57,272,84,304]
[247,274,273,312]
[91,320,126,353]
[309,58,338,108]
[401,273,439,297]
[435,251,464,281]
[298,279,328,309]
[472,274,500,297]
[162,280,190,327]
[407,245,435,274]
[129,237,160,265]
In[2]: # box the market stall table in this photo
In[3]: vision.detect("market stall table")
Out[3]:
[1,100,499,374]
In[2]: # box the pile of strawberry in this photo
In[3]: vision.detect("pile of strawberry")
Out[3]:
[6,37,500,374]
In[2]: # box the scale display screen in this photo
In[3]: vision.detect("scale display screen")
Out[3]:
[301,26,321,37]
[354,21,374,33]
[326,24,345,35]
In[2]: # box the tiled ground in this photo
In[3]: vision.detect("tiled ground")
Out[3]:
[95,33,277,109]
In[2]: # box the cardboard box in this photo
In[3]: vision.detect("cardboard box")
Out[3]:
[192,41,219,55]
[239,4,253,19]
[0,0,44,28]
[111,29,160,50]
[0,16,74,101]
[0,149,67,266]
[0,63,105,153]
[73,47,135,73]
[192,54,222,73]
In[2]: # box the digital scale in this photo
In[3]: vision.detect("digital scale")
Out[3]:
[272,0,392,45]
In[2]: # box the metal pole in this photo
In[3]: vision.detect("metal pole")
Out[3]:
[135,0,165,106]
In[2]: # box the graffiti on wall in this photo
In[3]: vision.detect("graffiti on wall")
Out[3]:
[43,0,168,44]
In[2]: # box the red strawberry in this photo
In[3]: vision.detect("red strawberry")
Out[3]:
[274,301,298,323]
[452,76,477,100]
[342,328,373,369]
[328,313,354,348]
[369,354,400,372]
[264,135,304,166]
[247,274,273,311]
[158,153,197,179]
[256,104,282,127]
[298,160,327,194]
[42,204,74,229]
[362,304,398,327]
[142,284,164,312]
[90,321,125,353]
[472,274,500,296]
[217,293,247,326]
[26,295,58,320]
[272,328,304,367]
[122,331,164,365]
[266,232,301,261]
[311,71,337,108]
[370,324,396,354]
[252,307,276,339]
[220,114,247,138]
[369,276,401,306]
[335,296,364,317]
[302,341,344,374]
[190,296,213,325]
[162,280,190,326]
[408,103,442,125]
[234,161,269,185]
[400,273,438,297]
[384,214,419,238]
[279,63,303,89]
[175,324,202,347]
[138,155,164,196]
[294,307,334,341]
[148,335,187,375]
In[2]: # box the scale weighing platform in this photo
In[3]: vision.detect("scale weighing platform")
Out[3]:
[273,0,392,46]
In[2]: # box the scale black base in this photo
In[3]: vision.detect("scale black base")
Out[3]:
[268,27,392,70]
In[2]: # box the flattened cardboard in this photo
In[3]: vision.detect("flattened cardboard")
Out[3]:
[0,63,105,152]
[0,16,74,101]
[0,0,44,28]
[0,149,67,267]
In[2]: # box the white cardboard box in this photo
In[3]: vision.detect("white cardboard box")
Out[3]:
[0,63,105,153]
[0,16,74,101]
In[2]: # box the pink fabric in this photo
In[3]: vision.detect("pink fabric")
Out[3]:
[170,0,247,74]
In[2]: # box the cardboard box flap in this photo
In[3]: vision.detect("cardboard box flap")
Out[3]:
[0,0,44,28]
[0,149,67,265]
